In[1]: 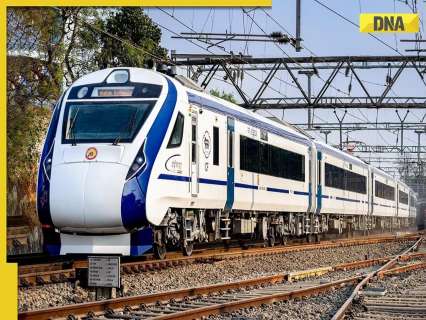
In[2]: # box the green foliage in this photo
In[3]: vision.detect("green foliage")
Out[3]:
[7,7,167,222]
[96,8,167,68]
[7,8,65,109]
[210,89,238,104]
[7,106,52,222]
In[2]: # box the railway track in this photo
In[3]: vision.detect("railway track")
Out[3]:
[352,283,426,320]
[332,237,424,320]
[17,233,420,287]
[18,237,425,320]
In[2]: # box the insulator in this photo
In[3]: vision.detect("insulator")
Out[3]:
[270,31,283,38]
[276,36,290,44]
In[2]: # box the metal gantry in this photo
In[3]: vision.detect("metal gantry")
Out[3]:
[171,53,426,110]
[170,53,426,180]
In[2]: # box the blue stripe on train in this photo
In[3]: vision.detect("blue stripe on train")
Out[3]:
[37,93,65,228]
[266,187,289,194]
[158,174,313,195]
[121,78,178,231]
[235,182,258,190]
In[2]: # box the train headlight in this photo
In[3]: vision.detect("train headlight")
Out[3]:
[43,145,54,181]
[126,142,146,180]
[77,86,88,98]
[106,70,129,84]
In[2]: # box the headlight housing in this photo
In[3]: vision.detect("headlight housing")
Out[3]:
[43,143,54,181]
[126,141,146,180]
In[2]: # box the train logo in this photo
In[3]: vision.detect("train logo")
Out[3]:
[202,131,211,158]
[85,147,98,160]
[165,154,183,173]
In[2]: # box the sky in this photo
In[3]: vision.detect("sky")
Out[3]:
[145,1,426,176]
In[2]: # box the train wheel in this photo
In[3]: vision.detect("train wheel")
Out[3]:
[182,242,193,256]
[268,230,275,247]
[153,228,167,260]
[279,235,288,246]
[153,243,166,260]
[314,233,321,243]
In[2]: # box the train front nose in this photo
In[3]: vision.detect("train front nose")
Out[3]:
[49,146,128,233]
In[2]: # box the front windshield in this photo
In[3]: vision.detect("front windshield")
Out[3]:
[62,101,155,143]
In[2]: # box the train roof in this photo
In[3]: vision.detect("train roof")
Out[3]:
[183,84,312,147]
[71,67,166,87]
[178,77,370,169]
[68,67,409,189]
[313,140,369,168]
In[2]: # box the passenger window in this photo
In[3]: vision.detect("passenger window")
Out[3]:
[213,126,219,165]
[228,132,234,168]
[167,113,184,148]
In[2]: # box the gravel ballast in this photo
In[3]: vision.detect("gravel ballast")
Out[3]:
[18,240,414,311]
[207,286,354,320]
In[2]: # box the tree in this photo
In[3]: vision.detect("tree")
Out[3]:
[210,89,238,104]
[96,8,167,68]
[6,7,167,226]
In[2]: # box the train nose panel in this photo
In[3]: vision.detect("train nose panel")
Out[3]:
[50,162,128,232]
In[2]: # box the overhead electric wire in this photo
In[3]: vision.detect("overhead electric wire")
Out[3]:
[260,8,386,88]
[312,0,402,54]
[156,7,299,98]
[242,8,351,97]
[307,1,424,151]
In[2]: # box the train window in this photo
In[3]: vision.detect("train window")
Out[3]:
[270,144,284,178]
[375,180,395,201]
[228,132,234,168]
[191,120,197,163]
[325,163,366,194]
[213,126,219,165]
[346,170,366,194]
[62,101,155,144]
[281,149,302,181]
[239,135,305,181]
[260,143,270,175]
[167,113,185,148]
[399,190,408,205]
[241,135,259,173]
[318,159,322,186]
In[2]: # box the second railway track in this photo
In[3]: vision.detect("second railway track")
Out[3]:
[18,237,424,320]
[17,233,420,287]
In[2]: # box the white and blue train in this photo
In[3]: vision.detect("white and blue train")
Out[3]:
[37,67,417,258]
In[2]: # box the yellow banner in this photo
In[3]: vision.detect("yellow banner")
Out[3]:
[5,0,271,5]
[360,13,419,33]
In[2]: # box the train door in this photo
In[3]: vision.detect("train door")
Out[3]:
[225,117,235,211]
[190,112,199,197]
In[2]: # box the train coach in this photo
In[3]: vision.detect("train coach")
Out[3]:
[37,67,417,258]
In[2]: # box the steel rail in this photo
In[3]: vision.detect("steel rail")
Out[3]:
[18,250,426,320]
[17,233,421,287]
[331,236,423,320]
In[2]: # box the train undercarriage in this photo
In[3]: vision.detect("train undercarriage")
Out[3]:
[152,208,414,259]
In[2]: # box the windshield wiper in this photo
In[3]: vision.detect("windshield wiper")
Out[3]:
[113,110,138,146]
[68,107,81,146]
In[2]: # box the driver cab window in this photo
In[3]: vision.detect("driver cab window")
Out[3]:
[167,112,184,148]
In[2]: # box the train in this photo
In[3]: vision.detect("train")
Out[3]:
[37,67,418,259]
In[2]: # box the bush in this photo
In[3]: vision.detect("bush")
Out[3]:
[7,106,51,225]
